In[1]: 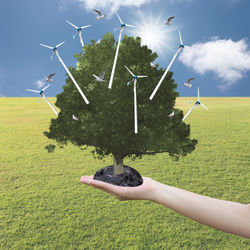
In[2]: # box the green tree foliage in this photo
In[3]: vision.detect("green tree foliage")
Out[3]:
[44,32,197,171]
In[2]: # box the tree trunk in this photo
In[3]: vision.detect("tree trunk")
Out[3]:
[113,155,124,175]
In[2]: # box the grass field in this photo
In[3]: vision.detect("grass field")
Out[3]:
[0,97,249,249]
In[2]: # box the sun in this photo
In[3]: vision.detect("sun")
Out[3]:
[128,11,175,56]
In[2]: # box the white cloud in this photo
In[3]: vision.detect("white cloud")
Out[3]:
[179,37,250,89]
[35,80,45,89]
[60,0,196,14]
[70,0,154,13]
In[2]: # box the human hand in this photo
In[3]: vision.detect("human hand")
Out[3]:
[80,176,158,201]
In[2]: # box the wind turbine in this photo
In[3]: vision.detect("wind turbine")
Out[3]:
[26,84,58,116]
[40,41,89,104]
[66,20,91,47]
[149,30,186,100]
[182,86,208,121]
[125,65,148,134]
[108,12,135,89]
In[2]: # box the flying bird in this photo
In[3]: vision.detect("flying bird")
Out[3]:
[72,114,79,121]
[93,67,108,82]
[150,62,157,68]
[168,111,174,117]
[183,77,195,88]
[165,16,175,26]
[95,39,101,45]
[93,9,105,20]
[44,73,56,82]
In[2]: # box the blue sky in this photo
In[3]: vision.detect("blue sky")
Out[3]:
[1,0,250,97]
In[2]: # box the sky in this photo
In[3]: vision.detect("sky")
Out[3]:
[1,0,250,97]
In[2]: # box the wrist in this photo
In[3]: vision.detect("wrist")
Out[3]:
[148,180,166,203]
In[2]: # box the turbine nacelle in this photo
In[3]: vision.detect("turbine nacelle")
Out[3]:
[133,75,138,79]
[195,101,201,105]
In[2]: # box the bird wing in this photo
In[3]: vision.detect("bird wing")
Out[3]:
[187,77,195,83]
[99,66,108,79]
[93,9,102,16]
[168,111,174,117]
[93,74,99,80]
[150,62,156,68]
[48,73,56,80]
[167,16,175,22]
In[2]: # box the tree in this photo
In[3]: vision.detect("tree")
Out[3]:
[44,32,198,175]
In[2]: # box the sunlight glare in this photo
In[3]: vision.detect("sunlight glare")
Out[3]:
[129,11,176,56]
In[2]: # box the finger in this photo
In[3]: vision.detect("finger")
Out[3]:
[80,176,132,195]
[80,176,123,200]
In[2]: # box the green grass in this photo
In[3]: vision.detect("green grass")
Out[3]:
[0,97,249,249]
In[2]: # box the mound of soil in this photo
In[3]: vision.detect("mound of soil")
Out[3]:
[93,165,143,187]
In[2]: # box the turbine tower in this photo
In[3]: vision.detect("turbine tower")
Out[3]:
[149,30,186,100]
[125,66,148,134]
[108,12,135,89]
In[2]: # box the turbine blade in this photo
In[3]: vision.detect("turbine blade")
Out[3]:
[43,94,58,116]
[200,102,208,110]
[197,86,200,101]
[126,24,136,28]
[182,104,198,121]
[66,20,78,29]
[137,75,148,78]
[56,41,65,48]
[26,89,40,93]
[42,84,51,91]
[51,51,55,61]
[124,65,135,77]
[179,30,183,45]
[81,24,91,29]
[40,43,53,49]
[116,12,124,24]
